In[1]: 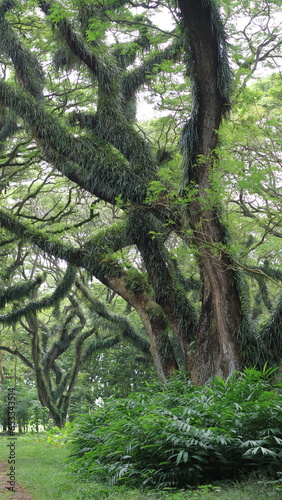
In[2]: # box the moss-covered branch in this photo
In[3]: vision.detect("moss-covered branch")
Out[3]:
[0,208,178,379]
[82,335,122,363]
[0,264,76,324]
[59,326,97,419]
[0,275,45,308]
[0,81,148,204]
[0,5,44,98]
[179,0,231,180]
[94,112,157,179]
[122,42,181,101]
[69,107,157,180]
[75,279,151,354]
[27,311,64,425]
[0,208,132,287]
[127,208,196,368]
[42,301,87,376]
[38,0,114,88]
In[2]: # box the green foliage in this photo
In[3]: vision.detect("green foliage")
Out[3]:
[0,382,50,432]
[0,436,278,500]
[66,369,282,489]
[68,341,156,408]
[46,1,71,23]
[124,269,151,295]
[262,294,282,363]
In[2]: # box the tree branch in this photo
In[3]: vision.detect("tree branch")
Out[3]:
[0,345,33,369]
[122,42,181,101]
[0,264,76,324]
[0,5,44,98]
[0,81,148,205]
[38,0,114,86]
[75,279,151,354]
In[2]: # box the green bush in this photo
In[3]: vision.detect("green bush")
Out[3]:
[66,367,282,489]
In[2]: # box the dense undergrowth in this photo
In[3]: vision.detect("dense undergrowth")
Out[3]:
[0,435,280,500]
[58,367,282,489]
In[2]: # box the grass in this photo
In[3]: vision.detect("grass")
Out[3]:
[0,434,281,500]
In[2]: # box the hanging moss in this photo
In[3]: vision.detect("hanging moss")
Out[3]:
[233,270,270,368]
[112,43,137,70]
[53,47,79,71]
[0,112,18,150]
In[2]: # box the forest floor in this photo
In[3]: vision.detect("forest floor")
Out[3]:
[0,460,34,499]
[0,434,281,500]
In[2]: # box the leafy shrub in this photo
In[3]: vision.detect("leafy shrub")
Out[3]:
[66,367,282,489]
[46,421,74,445]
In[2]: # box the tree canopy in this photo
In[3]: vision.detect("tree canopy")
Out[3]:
[0,0,282,392]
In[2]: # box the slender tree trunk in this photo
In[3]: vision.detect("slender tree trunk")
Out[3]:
[0,352,4,384]
[27,313,65,427]
[108,274,178,380]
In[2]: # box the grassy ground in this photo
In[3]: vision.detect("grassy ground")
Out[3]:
[0,434,281,500]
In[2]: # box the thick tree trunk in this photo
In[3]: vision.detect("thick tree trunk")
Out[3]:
[190,218,243,383]
[178,0,244,383]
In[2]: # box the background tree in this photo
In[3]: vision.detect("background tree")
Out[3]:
[0,247,153,426]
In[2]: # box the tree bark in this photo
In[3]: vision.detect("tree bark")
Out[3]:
[108,274,178,381]
[28,313,66,427]
[178,0,243,383]
[127,209,196,372]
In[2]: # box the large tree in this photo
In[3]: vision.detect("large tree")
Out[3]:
[0,0,282,384]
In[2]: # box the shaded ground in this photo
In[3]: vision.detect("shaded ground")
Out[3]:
[0,461,34,499]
